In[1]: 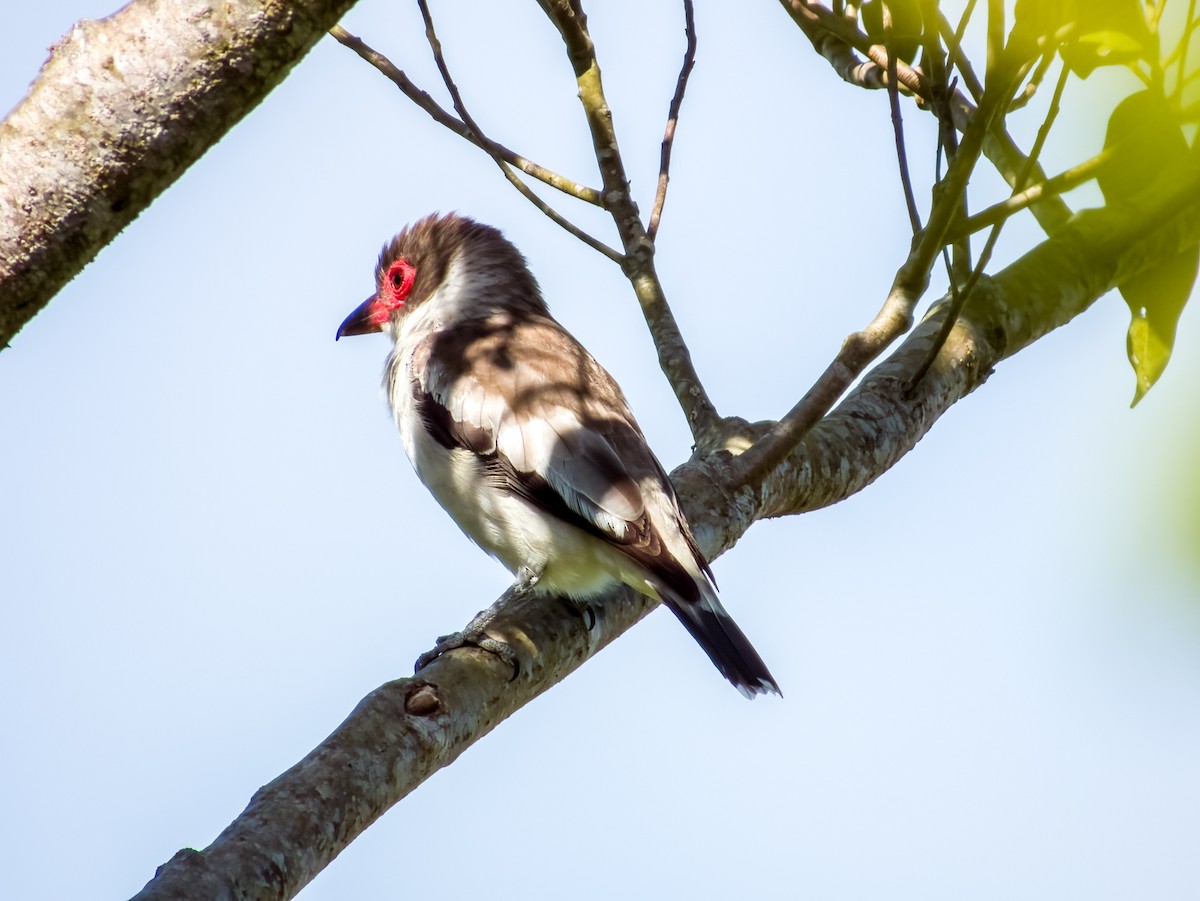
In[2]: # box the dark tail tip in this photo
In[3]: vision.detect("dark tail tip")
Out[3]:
[663,595,781,699]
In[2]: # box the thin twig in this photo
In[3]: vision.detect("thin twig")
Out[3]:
[730,29,1021,489]
[948,147,1112,241]
[938,9,984,101]
[537,0,722,444]
[1177,0,1198,99]
[985,0,1005,85]
[327,25,604,208]
[1164,11,1200,71]
[922,0,970,282]
[907,60,1071,391]
[943,0,979,93]
[1008,47,1055,111]
[887,28,922,233]
[409,3,623,262]
[648,0,697,241]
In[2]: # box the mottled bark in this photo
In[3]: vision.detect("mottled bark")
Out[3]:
[0,0,358,348]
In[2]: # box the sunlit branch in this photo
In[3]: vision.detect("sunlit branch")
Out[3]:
[907,60,1070,390]
[949,149,1111,241]
[730,44,1017,489]
[1008,48,1055,111]
[1175,0,1198,99]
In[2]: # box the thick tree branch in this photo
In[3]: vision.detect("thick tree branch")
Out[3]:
[130,157,1200,901]
[744,164,1200,520]
[0,0,360,350]
[729,60,1016,488]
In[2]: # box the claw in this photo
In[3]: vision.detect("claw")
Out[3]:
[414,628,520,680]
[558,597,597,631]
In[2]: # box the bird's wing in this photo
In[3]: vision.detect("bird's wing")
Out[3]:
[413,314,653,546]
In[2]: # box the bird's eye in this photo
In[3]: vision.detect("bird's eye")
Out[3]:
[387,259,415,299]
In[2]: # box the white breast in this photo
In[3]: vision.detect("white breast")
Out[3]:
[382,252,659,599]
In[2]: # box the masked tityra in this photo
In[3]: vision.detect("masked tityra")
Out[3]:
[337,213,779,698]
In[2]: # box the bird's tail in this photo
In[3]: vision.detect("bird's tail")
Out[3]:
[660,585,781,699]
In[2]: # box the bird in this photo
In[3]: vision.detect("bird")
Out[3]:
[336,213,779,698]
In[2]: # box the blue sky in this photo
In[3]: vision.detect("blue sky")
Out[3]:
[2,2,1199,899]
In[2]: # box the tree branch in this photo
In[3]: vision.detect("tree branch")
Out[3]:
[728,57,1017,488]
[886,31,922,234]
[947,148,1112,241]
[327,25,605,208]
[907,59,1070,388]
[411,2,621,261]
[0,0,360,350]
[745,163,1200,520]
[781,0,1074,234]
[537,0,723,447]
[129,158,1200,901]
[648,0,698,240]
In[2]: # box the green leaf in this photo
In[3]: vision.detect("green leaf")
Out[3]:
[1098,91,1198,405]
[1123,246,1198,406]
[1061,29,1150,77]
[1012,0,1150,75]
[1013,0,1071,37]
[1098,91,1187,202]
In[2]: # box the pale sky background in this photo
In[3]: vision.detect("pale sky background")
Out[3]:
[3,2,1200,899]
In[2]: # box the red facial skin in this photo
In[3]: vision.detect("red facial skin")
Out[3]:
[370,258,416,327]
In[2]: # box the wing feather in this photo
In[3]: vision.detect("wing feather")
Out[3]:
[412,311,704,601]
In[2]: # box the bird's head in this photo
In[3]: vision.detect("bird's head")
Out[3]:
[336,212,544,341]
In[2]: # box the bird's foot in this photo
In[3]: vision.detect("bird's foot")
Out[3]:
[415,592,523,676]
[559,597,597,631]
[413,569,547,679]
[414,627,519,679]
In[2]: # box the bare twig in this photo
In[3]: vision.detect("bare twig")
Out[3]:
[907,60,1071,391]
[985,0,1005,84]
[942,0,979,92]
[886,30,922,234]
[948,148,1112,241]
[648,0,697,241]
[938,11,984,99]
[729,43,1018,489]
[328,25,604,208]
[1177,0,1198,99]
[537,0,721,444]
[784,0,1071,236]
[919,0,970,283]
[411,2,622,261]
[1164,9,1200,75]
[1008,48,1056,111]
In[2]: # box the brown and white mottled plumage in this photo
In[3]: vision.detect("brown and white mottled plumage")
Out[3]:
[338,213,779,697]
